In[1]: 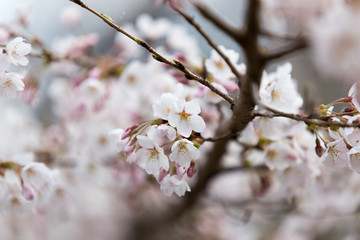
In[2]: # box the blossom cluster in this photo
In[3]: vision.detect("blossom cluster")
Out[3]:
[0,37,31,98]
[110,86,205,197]
[0,154,58,214]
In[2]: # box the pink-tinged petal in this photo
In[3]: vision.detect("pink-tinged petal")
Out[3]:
[349,83,360,112]
[178,157,191,168]
[189,115,205,133]
[348,146,360,173]
[184,100,201,115]
[136,135,154,149]
[323,139,348,169]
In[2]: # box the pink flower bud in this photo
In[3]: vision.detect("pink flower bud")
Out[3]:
[22,184,35,201]
[187,161,196,178]
[158,169,168,183]
[176,166,186,178]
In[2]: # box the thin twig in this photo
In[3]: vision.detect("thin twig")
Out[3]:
[259,28,304,42]
[192,1,244,45]
[254,110,360,128]
[202,131,239,142]
[69,0,234,106]
[262,41,307,61]
[169,2,244,87]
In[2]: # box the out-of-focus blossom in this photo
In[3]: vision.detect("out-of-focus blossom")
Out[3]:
[60,5,82,26]
[5,37,31,66]
[160,175,190,197]
[0,71,25,98]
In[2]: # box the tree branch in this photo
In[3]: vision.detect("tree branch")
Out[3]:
[262,41,308,61]
[169,2,245,87]
[69,0,234,106]
[192,2,245,45]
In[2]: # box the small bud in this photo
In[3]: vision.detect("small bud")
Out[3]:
[158,169,168,183]
[101,13,114,23]
[173,59,185,71]
[184,73,192,80]
[152,54,164,63]
[330,125,340,132]
[315,138,324,157]
[150,119,163,126]
[22,184,35,201]
[176,166,186,178]
[187,161,196,178]
[135,38,151,50]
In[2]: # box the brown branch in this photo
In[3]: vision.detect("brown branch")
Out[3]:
[69,0,234,106]
[169,2,244,87]
[192,2,244,45]
[215,164,268,176]
[202,131,238,142]
[259,28,305,42]
[262,41,307,61]
[254,110,360,128]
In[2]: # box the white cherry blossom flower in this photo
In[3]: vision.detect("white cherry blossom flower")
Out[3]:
[136,135,169,175]
[260,63,303,113]
[170,139,200,168]
[108,128,128,152]
[79,78,106,100]
[152,92,179,120]
[136,14,170,40]
[0,72,25,98]
[160,175,190,197]
[5,37,31,66]
[147,124,176,141]
[205,45,242,80]
[264,142,300,170]
[60,6,82,26]
[168,99,206,137]
[21,162,55,203]
[348,146,360,173]
[323,139,349,169]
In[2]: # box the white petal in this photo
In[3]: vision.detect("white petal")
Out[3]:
[137,135,154,149]
[189,115,205,133]
[177,120,192,138]
[184,100,201,115]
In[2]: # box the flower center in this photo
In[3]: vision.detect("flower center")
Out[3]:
[178,142,188,155]
[179,110,190,121]
[3,78,12,88]
[149,150,159,160]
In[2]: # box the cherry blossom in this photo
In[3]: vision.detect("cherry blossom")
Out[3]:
[136,14,170,40]
[0,71,25,98]
[5,37,31,66]
[152,92,179,120]
[168,99,206,138]
[323,139,349,169]
[260,63,303,113]
[135,135,169,175]
[160,175,190,197]
[170,139,200,168]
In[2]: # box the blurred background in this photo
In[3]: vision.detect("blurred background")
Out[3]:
[1,0,351,108]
